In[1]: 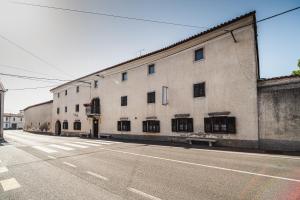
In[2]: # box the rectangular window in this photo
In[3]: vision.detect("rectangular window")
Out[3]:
[76,86,79,93]
[65,106,67,113]
[122,72,127,81]
[13,117,15,121]
[147,91,155,104]
[58,93,60,98]
[204,116,236,134]
[94,80,98,88]
[73,121,81,130]
[195,48,204,61]
[63,121,68,129]
[57,108,60,114]
[194,82,205,97]
[148,64,155,75]
[75,104,79,112]
[121,96,127,106]
[65,90,67,96]
[142,120,160,133]
[117,121,131,131]
[171,118,193,132]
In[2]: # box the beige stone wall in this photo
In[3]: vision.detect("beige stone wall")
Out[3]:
[24,102,53,133]
[51,14,259,143]
[0,89,4,139]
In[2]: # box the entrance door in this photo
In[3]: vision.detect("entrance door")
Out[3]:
[93,119,99,138]
[11,123,17,130]
[55,121,61,136]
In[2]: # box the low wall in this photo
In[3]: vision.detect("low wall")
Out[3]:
[258,76,300,151]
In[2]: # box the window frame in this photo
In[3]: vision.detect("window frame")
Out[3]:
[121,96,127,106]
[65,90,67,96]
[148,64,155,75]
[64,106,67,113]
[94,80,98,88]
[204,116,236,134]
[122,72,128,81]
[76,86,80,93]
[171,118,193,132]
[194,48,204,61]
[63,121,68,130]
[147,91,156,104]
[193,82,206,98]
[73,121,81,130]
[117,120,131,131]
[142,120,160,133]
[75,104,80,112]
[57,108,60,114]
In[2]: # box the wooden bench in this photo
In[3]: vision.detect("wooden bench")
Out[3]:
[186,138,217,147]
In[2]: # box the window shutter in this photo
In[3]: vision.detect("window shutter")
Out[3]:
[127,121,131,131]
[171,119,177,132]
[227,117,236,133]
[156,121,160,133]
[142,121,147,132]
[117,121,121,131]
[187,118,194,132]
[204,117,212,133]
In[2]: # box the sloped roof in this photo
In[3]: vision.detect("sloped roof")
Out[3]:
[50,11,256,91]
[23,100,53,111]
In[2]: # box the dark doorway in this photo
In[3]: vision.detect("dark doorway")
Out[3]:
[11,123,17,130]
[55,120,61,136]
[93,119,99,138]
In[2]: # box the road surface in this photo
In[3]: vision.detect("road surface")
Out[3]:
[0,130,299,200]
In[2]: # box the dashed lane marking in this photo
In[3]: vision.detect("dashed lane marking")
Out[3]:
[0,178,21,191]
[86,171,108,181]
[32,146,58,154]
[0,167,8,174]
[128,187,162,200]
[47,156,56,159]
[85,141,116,145]
[74,142,100,146]
[49,144,74,151]
[63,162,77,168]
[64,143,88,148]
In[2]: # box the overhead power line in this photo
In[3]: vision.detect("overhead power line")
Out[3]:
[0,33,74,79]
[11,1,209,29]
[257,6,300,23]
[0,64,64,78]
[0,72,70,82]
[7,84,59,91]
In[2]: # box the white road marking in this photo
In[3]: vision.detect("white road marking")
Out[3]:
[85,141,112,145]
[193,148,300,160]
[47,156,56,159]
[63,162,77,168]
[33,146,57,153]
[0,166,8,174]
[64,143,88,148]
[74,142,100,146]
[87,140,118,144]
[49,144,74,151]
[0,178,21,191]
[100,147,300,183]
[86,171,108,181]
[128,187,162,200]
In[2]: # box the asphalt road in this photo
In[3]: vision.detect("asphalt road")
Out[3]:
[0,130,299,200]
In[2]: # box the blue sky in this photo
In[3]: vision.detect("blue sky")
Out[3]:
[0,0,300,113]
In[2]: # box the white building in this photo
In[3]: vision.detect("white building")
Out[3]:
[0,81,4,140]
[3,113,24,130]
[49,12,260,148]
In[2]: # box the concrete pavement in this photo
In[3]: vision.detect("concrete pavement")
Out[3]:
[0,130,299,200]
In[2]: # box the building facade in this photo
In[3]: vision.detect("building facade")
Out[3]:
[3,113,24,130]
[23,100,53,133]
[0,82,4,140]
[50,12,260,148]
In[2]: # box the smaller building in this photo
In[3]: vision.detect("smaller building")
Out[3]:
[0,82,5,140]
[3,113,24,130]
[23,100,53,134]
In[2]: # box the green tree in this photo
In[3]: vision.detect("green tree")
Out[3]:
[292,59,300,75]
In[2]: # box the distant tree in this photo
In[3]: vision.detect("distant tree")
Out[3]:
[292,59,300,75]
